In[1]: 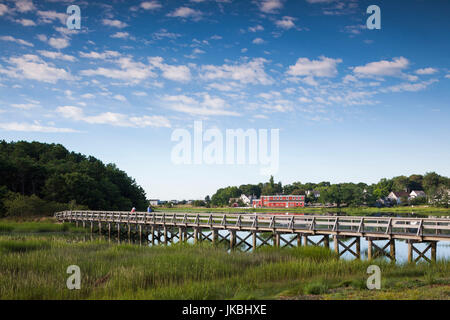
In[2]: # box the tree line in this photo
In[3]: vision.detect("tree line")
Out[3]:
[0,141,148,217]
[210,173,450,208]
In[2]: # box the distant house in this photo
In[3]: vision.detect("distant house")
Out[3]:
[306,190,320,198]
[239,194,256,206]
[149,199,160,206]
[387,191,409,204]
[169,200,178,205]
[409,190,426,199]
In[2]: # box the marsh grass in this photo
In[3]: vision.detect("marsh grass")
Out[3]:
[0,232,449,300]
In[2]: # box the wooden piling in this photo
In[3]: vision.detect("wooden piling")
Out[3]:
[408,241,413,263]
[390,239,396,262]
[212,229,218,245]
[333,235,339,255]
[139,224,142,245]
[179,227,183,243]
[302,234,308,246]
[297,234,302,247]
[163,226,168,245]
[253,232,257,251]
[323,235,329,249]
[368,238,373,260]
[194,228,199,244]
[431,241,437,262]
[230,230,236,250]
[274,233,280,247]
[355,237,361,259]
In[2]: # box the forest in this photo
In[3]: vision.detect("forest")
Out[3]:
[0,140,148,217]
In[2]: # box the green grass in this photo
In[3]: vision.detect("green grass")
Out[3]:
[0,221,85,234]
[0,230,449,300]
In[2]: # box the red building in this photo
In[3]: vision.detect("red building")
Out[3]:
[252,195,305,208]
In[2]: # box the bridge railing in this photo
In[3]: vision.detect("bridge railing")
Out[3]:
[55,211,450,240]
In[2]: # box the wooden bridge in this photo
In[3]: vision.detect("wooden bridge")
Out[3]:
[55,211,450,263]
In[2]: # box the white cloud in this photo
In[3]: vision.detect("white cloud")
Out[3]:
[249,25,264,32]
[353,57,410,78]
[275,16,296,29]
[37,10,67,24]
[0,36,33,47]
[0,4,9,16]
[415,68,437,75]
[79,51,121,60]
[163,94,240,116]
[140,1,162,10]
[252,38,265,44]
[259,0,283,13]
[57,106,171,128]
[113,94,127,102]
[0,122,77,133]
[152,29,181,40]
[167,7,202,20]
[111,32,130,39]
[0,54,75,83]
[48,37,70,49]
[382,79,438,93]
[15,0,35,13]
[200,58,273,85]
[15,18,36,26]
[148,57,192,82]
[80,57,156,84]
[81,93,95,99]
[287,56,342,78]
[10,103,38,110]
[38,50,76,62]
[102,19,128,28]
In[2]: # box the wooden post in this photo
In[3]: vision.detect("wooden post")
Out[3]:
[230,230,236,250]
[408,241,413,263]
[297,234,302,247]
[368,238,373,260]
[390,239,396,262]
[108,223,111,241]
[323,235,329,249]
[76,221,79,228]
[82,221,85,228]
[194,228,199,244]
[355,237,361,259]
[98,222,102,236]
[139,225,142,245]
[253,232,257,251]
[179,227,183,243]
[302,235,308,247]
[117,223,120,242]
[163,226,168,245]
[183,229,187,242]
[151,225,155,245]
[274,233,280,248]
[90,221,93,233]
[127,224,131,242]
[333,235,339,255]
[212,229,218,245]
[431,242,437,262]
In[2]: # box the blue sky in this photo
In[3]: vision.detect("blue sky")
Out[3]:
[0,0,449,200]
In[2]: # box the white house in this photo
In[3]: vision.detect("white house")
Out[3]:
[306,190,320,198]
[387,191,409,204]
[149,199,160,206]
[409,190,426,199]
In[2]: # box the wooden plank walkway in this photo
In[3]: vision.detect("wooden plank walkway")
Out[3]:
[55,211,450,263]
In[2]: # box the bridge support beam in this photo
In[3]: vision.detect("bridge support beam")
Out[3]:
[212,229,218,245]
[108,223,111,241]
[323,235,329,249]
[274,233,280,248]
[297,234,302,247]
[90,221,93,234]
[333,235,339,255]
[98,222,102,236]
[230,230,236,250]
[408,241,437,263]
[194,228,199,244]
[367,238,395,261]
[127,224,131,243]
[179,227,184,243]
[302,234,308,247]
[117,223,120,242]
[139,225,142,245]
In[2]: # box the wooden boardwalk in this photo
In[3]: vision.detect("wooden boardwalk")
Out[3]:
[55,211,450,263]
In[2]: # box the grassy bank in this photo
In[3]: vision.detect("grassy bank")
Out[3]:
[158,205,450,217]
[0,222,449,300]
